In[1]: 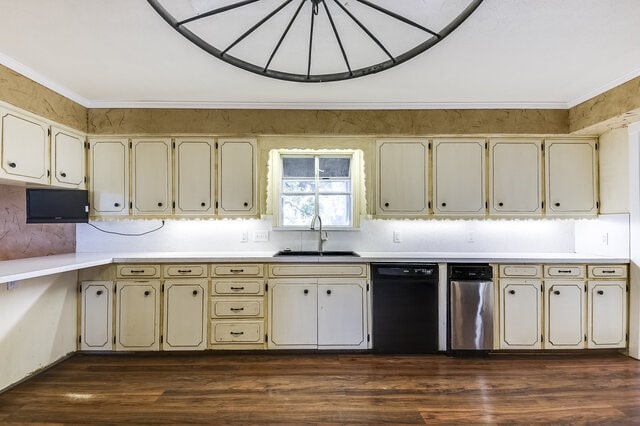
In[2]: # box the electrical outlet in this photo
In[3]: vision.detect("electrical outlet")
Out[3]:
[393,230,401,243]
[7,281,18,290]
[254,230,269,242]
[467,232,475,243]
[240,230,248,243]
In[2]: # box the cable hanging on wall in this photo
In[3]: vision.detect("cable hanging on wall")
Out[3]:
[147,0,483,82]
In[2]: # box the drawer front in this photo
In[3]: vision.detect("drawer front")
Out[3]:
[588,265,628,279]
[212,280,264,295]
[544,265,585,278]
[210,320,264,343]
[163,265,207,278]
[210,298,264,318]
[212,264,264,277]
[117,265,160,278]
[269,264,367,278]
[499,265,541,278]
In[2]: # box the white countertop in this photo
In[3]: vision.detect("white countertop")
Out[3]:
[0,251,629,284]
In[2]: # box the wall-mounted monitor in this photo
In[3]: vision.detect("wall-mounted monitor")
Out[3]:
[26,188,89,224]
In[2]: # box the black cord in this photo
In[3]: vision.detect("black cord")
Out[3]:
[87,220,165,236]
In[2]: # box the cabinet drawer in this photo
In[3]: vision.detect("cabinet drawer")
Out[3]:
[544,265,585,278]
[211,264,264,277]
[269,264,367,278]
[588,265,627,279]
[210,320,264,344]
[499,265,541,278]
[163,264,207,278]
[211,280,264,295]
[116,265,160,278]
[210,298,263,318]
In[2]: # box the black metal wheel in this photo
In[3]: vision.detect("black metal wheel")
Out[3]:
[148,0,483,83]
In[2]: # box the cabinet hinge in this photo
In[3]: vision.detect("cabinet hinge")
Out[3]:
[47,169,50,177]
[428,142,432,150]
[85,142,90,149]
[596,201,600,209]
[161,284,164,292]
[541,334,544,343]
[47,128,51,136]
[626,333,629,342]
[367,334,370,342]
[129,141,132,149]
[265,283,268,291]
[160,335,163,344]
[114,285,118,294]
[84,176,87,183]
[428,201,431,209]
[113,336,116,344]
[595,143,598,151]
[485,142,488,149]
[172,201,175,209]
[541,201,544,209]
[129,202,133,209]
[215,142,219,149]
[78,285,82,293]
[215,201,219,209]
[584,334,587,343]
[366,283,370,291]
[265,333,268,342]
[78,335,82,343]
[584,283,587,292]
[485,201,488,209]
[627,284,630,292]
[172,142,175,149]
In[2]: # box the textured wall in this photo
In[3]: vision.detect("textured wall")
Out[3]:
[0,185,75,260]
[88,108,568,135]
[0,64,87,132]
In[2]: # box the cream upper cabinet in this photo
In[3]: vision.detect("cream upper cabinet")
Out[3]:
[174,138,215,216]
[587,280,627,348]
[489,139,542,215]
[268,279,318,348]
[433,138,486,216]
[131,138,172,216]
[163,280,208,351]
[51,126,85,189]
[545,139,598,216]
[376,139,429,216]
[499,279,543,349]
[545,280,586,349]
[317,279,367,349]
[218,138,257,216]
[80,281,113,351]
[115,281,161,351]
[0,106,49,184]
[89,138,129,216]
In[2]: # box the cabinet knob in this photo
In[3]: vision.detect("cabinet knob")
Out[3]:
[553,290,560,295]
[384,202,390,207]
[8,162,16,168]
[144,290,150,296]
[326,289,332,295]
[192,290,198,296]
[441,202,447,207]
[303,289,309,295]
[554,202,561,207]
[114,202,120,207]
[243,202,249,207]
[96,290,103,296]
[498,202,504,207]
[509,289,515,295]
[597,290,604,295]
[201,202,206,207]
[157,202,163,207]
[60,172,67,178]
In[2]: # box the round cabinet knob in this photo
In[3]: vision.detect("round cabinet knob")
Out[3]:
[192,290,198,296]
[201,202,206,207]
[114,202,120,207]
[384,202,390,207]
[303,289,309,295]
[144,290,150,296]
[554,202,561,207]
[8,162,16,168]
[96,290,103,296]
[498,202,504,207]
[509,289,515,295]
[441,202,447,207]
[553,290,561,295]
[243,202,249,207]
[326,290,332,295]
[157,202,163,207]
[597,290,604,295]
[60,172,67,178]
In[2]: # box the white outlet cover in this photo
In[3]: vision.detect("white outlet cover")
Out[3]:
[254,230,269,242]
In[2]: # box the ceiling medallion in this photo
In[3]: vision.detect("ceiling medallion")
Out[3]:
[148,0,483,82]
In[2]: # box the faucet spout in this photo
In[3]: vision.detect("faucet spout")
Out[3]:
[310,214,327,253]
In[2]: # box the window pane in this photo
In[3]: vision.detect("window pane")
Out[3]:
[283,180,316,193]
[319,195,351,226]
[283,157,314,177]
[319,157,350,178]
[318,181,351,193]
[282,195,315,226]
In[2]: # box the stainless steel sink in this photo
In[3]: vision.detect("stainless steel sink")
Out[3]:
[274,250,359,257]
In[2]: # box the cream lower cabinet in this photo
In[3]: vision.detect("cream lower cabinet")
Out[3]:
[499,279,542,349]
[115,281,161,351]
[163,280,207,350]
[545,280,586,349]
[317,279,367,348]
[269,279,318,348]
[80,281,113,351]
[587,268,628,348]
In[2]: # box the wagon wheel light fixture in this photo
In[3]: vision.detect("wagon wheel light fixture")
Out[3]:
[147,0,484,82]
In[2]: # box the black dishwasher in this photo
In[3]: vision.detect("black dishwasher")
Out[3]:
[372,263,439,353]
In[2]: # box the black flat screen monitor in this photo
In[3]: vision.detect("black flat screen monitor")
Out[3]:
[26,188,89,224]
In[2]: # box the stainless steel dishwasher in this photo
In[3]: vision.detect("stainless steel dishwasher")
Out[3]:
[448,264,494,352]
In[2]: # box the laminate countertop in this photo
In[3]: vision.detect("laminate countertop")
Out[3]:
[0,251,629,284]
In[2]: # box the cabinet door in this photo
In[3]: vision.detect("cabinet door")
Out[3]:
[174,138,215,215]
[376,139,429,216]
[545,281,585,349]
[489,139,542,215]
[218,138,257,216]
[499,280,542,349]
[163,280,207,350]
[51,126,85,189]
[80,281,113,351]
[433,139,486,215]
[0,107,49,184]
[587,281,627,348]
[131,138,172,216]
[545,139,598,216]
[115,281,161,351]
[268,280,317,348]
[318,279,367,348]
[89,138,129,216]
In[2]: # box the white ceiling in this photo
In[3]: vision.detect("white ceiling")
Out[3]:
[0,0,639,109]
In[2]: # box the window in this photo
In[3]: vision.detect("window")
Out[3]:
[278,153,356,228]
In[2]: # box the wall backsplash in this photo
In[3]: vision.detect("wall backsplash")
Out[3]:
[0,185,76,260]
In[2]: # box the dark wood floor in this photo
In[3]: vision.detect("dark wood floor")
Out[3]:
[1,352,639,424]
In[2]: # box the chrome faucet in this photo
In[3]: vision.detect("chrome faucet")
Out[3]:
[310,214,328,253]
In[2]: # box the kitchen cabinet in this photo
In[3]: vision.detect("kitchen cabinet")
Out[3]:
[80,281,113,351]
[489,138,542,215]
[163,280,207,350]
[317,279,367,348]
[131,138,172,216]
[174,138,215,216]
[375,139,429,216]
[217,138,257,216]
[498,279,543,349]
[51,126,85,189]
[115,281,161,351]
[269,279,318,347]
[0,106,49,185]
[433,138,486,216]
[587,281,627,348]
[89,138,129,216]
[545,139,598,216]
[545,280,585,349]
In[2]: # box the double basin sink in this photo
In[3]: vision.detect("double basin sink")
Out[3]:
[274,250,360,257]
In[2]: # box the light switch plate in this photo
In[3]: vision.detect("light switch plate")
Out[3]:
[254,230,269,242]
